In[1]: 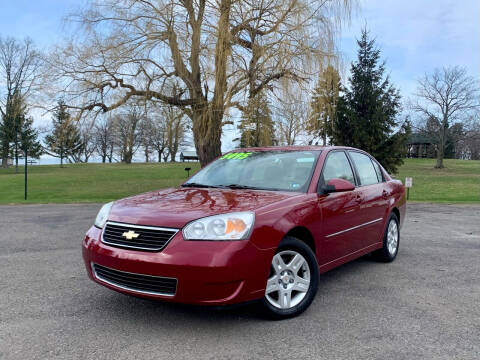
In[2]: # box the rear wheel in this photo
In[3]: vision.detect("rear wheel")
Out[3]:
[261,237,319,319]
[373,213,400,262]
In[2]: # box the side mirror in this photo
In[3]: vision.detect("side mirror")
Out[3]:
[322,178,355,194]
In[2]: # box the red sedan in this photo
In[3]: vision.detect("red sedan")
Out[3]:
[83,146,406,318]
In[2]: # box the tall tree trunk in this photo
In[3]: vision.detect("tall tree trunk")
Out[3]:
[435,143,445,168]
[1,142,9,168]
[189,0,229,167]
[192,108,223,167]
[15,140,19,173]
[435,128,446,168]
[145,147,149,163]
[124,147,133,164]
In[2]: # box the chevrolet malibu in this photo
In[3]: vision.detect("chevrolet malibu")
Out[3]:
[83,146,406,318]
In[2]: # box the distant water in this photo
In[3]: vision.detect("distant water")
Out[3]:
[31,155,174,165]
[31,156,103,165]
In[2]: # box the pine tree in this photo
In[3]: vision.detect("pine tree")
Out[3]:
[44,100,83,167]
[1,93,42,171]
[308,65,340,146]
[238,92,276,148]
[19,116,42,159]
[0,93,19,169]
[333,29,409,173]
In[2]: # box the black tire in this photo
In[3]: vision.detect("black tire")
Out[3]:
[372,213,400,263]
[260,236,319,319]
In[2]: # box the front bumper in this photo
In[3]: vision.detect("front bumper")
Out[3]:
[82,226,274,305]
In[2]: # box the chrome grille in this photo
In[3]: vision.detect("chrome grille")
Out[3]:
[101,221,178,251]
[92,263,177,296]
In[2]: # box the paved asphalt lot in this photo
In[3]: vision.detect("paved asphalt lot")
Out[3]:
[0,203,479,360]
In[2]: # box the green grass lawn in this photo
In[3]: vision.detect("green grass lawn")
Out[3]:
[0,162,200,204]
[0,158,478,204]
[395,158,480,203]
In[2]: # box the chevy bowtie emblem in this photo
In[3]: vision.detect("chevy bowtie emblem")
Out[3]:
[122,230,140,240]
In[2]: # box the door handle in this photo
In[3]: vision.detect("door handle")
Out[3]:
[382,190,389,200]
[354,194,362,203]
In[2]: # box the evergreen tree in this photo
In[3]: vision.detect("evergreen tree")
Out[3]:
[1,92,42,171]
[0,94,18,168]
[238,92,276,148]
[44,100,83,167]
[333,29,409,173]
[19,116,43,159]
[308,65,340,146]
[9,94,25,172]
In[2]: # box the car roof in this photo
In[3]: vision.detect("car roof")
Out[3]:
[228,145,361,152]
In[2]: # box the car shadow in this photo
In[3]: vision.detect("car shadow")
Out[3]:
[93,254,379,324]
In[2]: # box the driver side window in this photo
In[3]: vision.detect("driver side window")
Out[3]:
[321,151,355,187]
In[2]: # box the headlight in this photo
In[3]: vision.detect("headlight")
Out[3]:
[183,212,255,240]
[94,202,114,229]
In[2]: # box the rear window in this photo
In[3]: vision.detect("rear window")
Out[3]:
[372,160,384,182]
[349,152,379,186]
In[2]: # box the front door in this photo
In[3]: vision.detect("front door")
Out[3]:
[316,151,364,266]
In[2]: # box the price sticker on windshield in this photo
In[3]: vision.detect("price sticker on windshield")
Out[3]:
[221,152,252,160]
[405,177,413,188]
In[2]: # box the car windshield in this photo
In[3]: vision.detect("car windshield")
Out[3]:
[183,150,321,192]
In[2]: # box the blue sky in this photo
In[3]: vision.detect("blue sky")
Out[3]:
[0,0,479,157]
[340,0,480,100]
[1,0,477,96]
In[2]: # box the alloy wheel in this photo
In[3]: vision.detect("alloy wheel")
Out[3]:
[387,219,399,255]
[265,250,311,309]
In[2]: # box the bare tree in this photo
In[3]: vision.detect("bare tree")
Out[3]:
[94,116,115,163]
[140,104,187,162]
[112,103,144,163]
[150,117,168,162]
[78,124,97,163]
[456,121,480,160]
[0,37,42,167]
[413,66,480,168]
[163,105,188,162]
[48,0,354,166]
[139,116,155,162]
[273,84,309,146]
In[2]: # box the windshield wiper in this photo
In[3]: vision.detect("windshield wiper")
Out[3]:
[222,184,266,190]
[181,182,222,189]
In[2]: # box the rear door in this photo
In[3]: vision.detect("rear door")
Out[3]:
[316,151,364,265]
[347,151,390,247]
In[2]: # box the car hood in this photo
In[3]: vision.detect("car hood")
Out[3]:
[108,187,301,228]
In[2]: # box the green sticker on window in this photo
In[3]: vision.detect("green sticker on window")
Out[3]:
[221,152,252,160]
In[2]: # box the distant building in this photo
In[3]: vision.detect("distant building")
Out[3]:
[180,151,199,162]
[406,133,435,158]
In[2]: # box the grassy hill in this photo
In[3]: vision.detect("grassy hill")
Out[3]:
[0,158,478,204]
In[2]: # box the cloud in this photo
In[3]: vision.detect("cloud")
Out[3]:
[340,0,480,98]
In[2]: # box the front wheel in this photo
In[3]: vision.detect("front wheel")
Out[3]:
[260,237,319,319]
